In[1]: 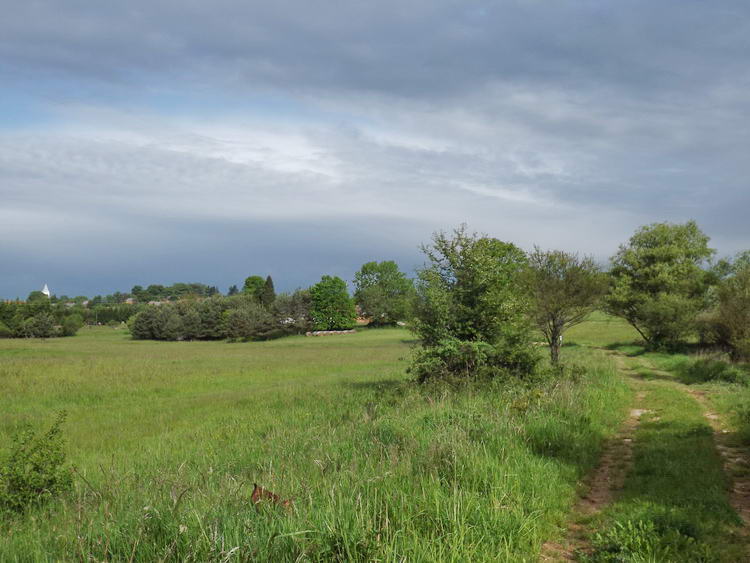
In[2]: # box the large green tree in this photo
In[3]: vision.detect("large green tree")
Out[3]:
[525,248,607,364]
[411,226,537,382]
[606,220,715,349]
[353,261,414,326]
[309,276,356,331]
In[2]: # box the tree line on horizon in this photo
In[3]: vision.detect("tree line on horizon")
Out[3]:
[2,220,748,372]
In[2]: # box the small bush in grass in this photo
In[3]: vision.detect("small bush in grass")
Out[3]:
[60,313,83,336]
[0,412,72,513]
[679,358,749,385]
[586,517,712,562]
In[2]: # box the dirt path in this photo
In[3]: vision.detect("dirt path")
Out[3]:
[687,388,750,530]
[633,358,750,557]
[635,358,750,531]
[540,356,648,561]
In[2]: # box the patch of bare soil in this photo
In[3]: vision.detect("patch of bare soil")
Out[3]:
[539,361,648,562]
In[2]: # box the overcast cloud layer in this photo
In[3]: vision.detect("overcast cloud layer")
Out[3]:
[2,1,749,297]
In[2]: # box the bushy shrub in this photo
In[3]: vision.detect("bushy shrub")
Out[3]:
[224,301,278,341]
[679,359,748,386]
[699,262,750,361]
[129,292,312,342]
[60,314,83,337]
[0,412,72,513]
[0,321,11,338]
[129,306,162,340]
[411,226,538,383]
[19,313,56,338]
[409,339,502,383]
[587,516,712,562]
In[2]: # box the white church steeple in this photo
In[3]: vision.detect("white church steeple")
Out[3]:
[41,284,51,298]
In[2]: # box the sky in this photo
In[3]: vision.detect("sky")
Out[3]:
[2,1,749,298]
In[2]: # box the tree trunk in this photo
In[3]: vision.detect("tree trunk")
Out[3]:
[550,326,561,365]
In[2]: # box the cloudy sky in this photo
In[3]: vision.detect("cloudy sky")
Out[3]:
[2,1,749,297]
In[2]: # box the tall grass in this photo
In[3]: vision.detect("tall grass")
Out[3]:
[1,328,629,561]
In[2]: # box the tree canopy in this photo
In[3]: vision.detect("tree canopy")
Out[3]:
[353,261,414,326]
[606,220,715,349]
[310,276,356,331]
[525,247,607,364]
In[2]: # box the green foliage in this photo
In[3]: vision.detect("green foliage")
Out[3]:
[260,276,276,307]
[525,247,607,364]
[131,282,218,303]
[606,220,715,350]
[0,412,72,514]
[0,300,91,339]
[587,516,712,562]
[178,307,202,340]
[273,289,313,333]
[409,338,506,383]
[699,258,750,361]
[21,313,56,338]
[678,358,748,385]
[60,314,83,337]
[129,306,164,340]
[26,291,47,302]
[128,292,312,342]
[310,276,356,330]
[223,299,279,341]
[196,296,227,339]
[353,260,414,326]
[411,226,537,382]
[242,275,265,301]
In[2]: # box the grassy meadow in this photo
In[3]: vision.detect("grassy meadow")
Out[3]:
[1,323,632,561]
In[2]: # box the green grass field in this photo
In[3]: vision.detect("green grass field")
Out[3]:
[1,324,633,561]
[2,316,749,561]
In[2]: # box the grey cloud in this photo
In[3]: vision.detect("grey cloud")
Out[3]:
[3,1,750,100]
[1,1,749,297]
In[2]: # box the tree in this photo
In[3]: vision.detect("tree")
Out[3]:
[606,221,715,349]
[411,226,537,382]
[243,276,265,301]
[196,296,227,339]
[525,248,607,364]
[699,254,750,362]
[261,276,276,307]
[310,276,356,330]
[27,291,47,302]
[353,261,414,326]
[227,285,239,296]
[131,285,145,301]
